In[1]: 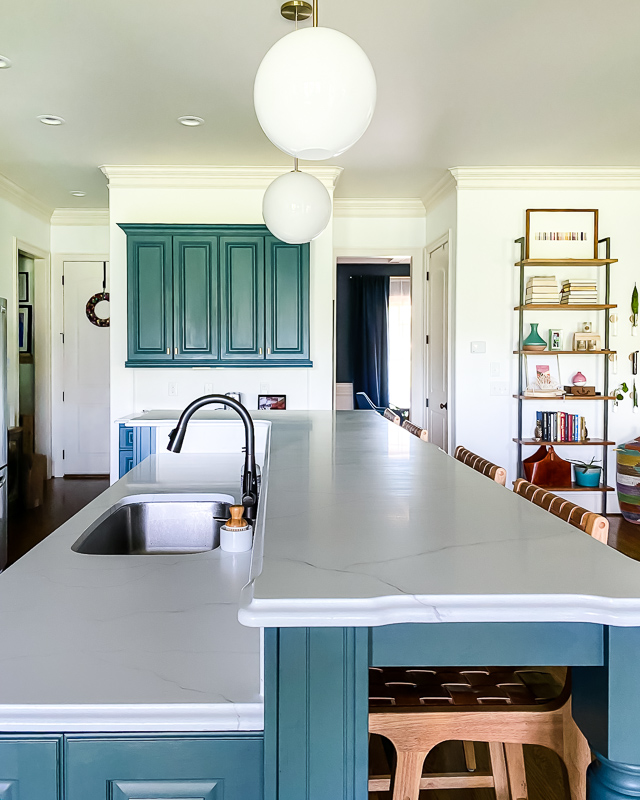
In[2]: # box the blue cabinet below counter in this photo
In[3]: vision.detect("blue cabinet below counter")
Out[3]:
[119,424,156,477]
[0,733,263,800]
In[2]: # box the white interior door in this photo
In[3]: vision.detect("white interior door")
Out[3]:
[426,242,449,451]
[62,261,110,474]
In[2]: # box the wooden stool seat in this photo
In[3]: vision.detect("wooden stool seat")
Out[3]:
[401,420,429,441]
[454,445,507,486]
[383,408,401,425]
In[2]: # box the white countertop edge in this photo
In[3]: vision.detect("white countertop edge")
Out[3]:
[0,703,264,733]
[238,593,640,628]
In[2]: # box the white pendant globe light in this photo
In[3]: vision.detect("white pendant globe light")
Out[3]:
[254,9,376,160]
[263,168,332,244]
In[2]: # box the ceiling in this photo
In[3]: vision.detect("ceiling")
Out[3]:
[1,0,640,209]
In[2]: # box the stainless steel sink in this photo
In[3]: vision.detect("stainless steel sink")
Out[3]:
[72,495,234,555]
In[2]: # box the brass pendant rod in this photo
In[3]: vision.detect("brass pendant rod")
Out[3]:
[313,0,318,26]
[294,158,300,172]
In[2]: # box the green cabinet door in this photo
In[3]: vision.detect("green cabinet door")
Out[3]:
[265,237,310,362]
[220,236,265,361]
[127,234,173,364]
[65,734,263,800]
[173,236,219,361]
[0,736,62,800]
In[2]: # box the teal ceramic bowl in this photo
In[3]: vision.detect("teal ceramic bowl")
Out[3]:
[574,466,601,488]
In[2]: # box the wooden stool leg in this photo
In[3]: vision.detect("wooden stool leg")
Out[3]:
[463,740,477,772]
[562,704,591,800]
[391,750,425,800]
[504,742,528,800]
[488,742,510,800]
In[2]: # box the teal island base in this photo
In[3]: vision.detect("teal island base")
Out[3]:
[265,623,640,800]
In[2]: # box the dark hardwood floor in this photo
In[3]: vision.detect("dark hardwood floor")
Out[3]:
[7,476,109,566]
[6,480,640,798]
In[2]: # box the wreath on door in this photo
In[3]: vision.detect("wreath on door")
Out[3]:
[86,292,110,327]
[85,261,110,327]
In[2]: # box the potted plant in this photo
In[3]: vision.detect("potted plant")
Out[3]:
[569,456,602,488]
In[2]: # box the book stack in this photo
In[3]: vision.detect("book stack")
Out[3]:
[536,411,587,442]
[561,280,598,305]
[525,276,559,305]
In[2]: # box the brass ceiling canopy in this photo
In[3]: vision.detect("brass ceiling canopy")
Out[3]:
[280,1,313,22]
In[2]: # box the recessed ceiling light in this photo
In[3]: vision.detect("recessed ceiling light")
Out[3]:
[37,114,65,125]
[70,190,86,197]
[178,116,204,127]
[0,56,12,69]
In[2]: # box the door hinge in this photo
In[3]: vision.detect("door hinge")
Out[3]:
[62,392,64,402]
[425,335,429,345]
[425,399,429,408]
[426,271,429,281]
[62,450,65,459]
[61,332,64,344]
[61,275,64,285]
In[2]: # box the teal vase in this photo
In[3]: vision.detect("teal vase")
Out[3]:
[523,323,546,350]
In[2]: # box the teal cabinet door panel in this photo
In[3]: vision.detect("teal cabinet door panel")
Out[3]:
[111,779,220,800]
[65,735,263,800]
[127,235,173,363]
[220,237,265,360]
[0,736,61,800]
[173,236,219,360]
[265,238,310,361]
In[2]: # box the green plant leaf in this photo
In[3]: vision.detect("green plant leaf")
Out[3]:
[633,284,639,316]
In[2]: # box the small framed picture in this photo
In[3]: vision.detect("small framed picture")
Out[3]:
[18,305,32,353]
[525,354,562,391]
[549,329,563,351]
[526,209,598,259]
[573,333,602,352]
[18,272,29,303]
[258,394,286,410]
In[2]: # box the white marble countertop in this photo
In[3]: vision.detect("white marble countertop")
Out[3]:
[237,411,640,628]
[0,453,262,732]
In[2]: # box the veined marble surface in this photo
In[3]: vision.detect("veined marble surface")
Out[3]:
[0,453,262,732]
[234,411,640,628]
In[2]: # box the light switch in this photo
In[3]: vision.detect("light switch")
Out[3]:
[168,382,178,396]
[471,341,486,354]
[260,382,269,393]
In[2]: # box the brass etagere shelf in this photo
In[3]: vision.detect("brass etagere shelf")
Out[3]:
[514,236,618,511]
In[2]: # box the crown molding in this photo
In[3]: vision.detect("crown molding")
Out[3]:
[100,165,344,191]
[51,208,110,226]
[450,166,640,190]
[422,172,456,210]
[333,198,426,218]
[0,172,52,223]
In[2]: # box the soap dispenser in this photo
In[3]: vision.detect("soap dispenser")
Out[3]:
[220,506,253,553]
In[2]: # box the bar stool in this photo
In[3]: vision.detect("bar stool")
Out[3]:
[383,408,401,425]
[369,480,604,800]
[454,445,507,486]
[401,419,429,442]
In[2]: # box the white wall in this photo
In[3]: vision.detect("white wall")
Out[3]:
[333,211,427,424]
[106,173,340,481]
[454,179,640,511]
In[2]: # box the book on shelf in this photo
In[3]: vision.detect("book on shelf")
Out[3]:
[535,411,587,442]
[524,390,565,398]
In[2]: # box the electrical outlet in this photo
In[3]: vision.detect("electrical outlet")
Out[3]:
[168,382,178,397]
[490,362,500,377]
[490,381,509,397]
[260,382,269,393]
[204,382,213,394]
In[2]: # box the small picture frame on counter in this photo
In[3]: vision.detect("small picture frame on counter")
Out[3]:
[549,329,563,351]
[258,394,286,410]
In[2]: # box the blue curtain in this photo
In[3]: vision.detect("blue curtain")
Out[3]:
[351,275,389,408]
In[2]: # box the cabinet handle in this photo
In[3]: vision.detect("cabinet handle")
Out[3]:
[259,347,262,355]
[166,348,170,355]
[267,347,271,355]
[174,347,178,355]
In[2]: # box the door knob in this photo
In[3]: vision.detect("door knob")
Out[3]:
[440,402,448,410]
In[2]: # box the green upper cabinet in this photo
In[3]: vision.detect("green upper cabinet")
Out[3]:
[126,233,173,364]
[173,236,219,361]
[265,236,310,361]
[220,236,264,361]
[121,225,311,367]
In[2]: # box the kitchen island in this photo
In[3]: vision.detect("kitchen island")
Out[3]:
[0,411,639,798]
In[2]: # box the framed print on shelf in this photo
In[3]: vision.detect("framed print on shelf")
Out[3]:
[549,329,563,351]
[525,209,598,259]
[258,394,286,410]
[18,272,29,303]
[524,354,563,396]
[18,305,32,354]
